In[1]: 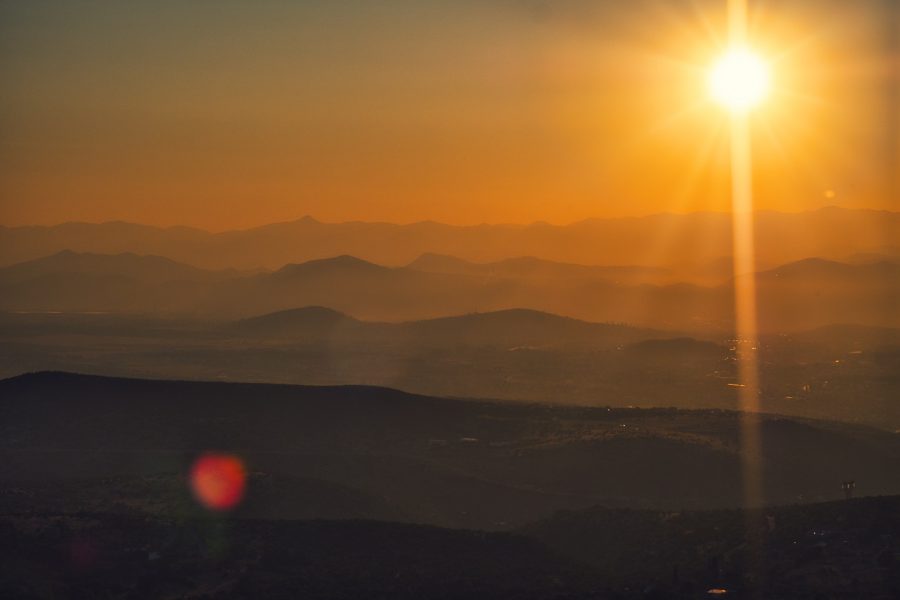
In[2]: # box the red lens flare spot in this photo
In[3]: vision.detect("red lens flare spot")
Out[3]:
[190,452,247,511]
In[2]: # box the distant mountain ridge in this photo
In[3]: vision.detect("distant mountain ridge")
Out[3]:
[0,250,896,330]
[407,253,670,284]
[274,255,389,278]
[233,306,363,337]
[0,249,234,284]
[233,306,658,349]
[2,207,896,271]
[756,256,900,282]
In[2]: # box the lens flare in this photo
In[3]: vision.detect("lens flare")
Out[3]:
[190,452,247,511]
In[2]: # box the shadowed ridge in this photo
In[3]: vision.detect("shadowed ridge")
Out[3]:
[409,308,636,330]
[228,305,659,345]
[0,250,227,286]
[0,514,601,598]
[3,371,900,532]
[412,307,586,326]
[247,214,322,230]
[232,306,362,337]
[3,208,896,271]
[402,308,653,347]
[0,249,207,274]
[0,369,101,387]
[0,370,442,407]
[518,494,900,598]
[756,256,900,280]
[273,254,390,277]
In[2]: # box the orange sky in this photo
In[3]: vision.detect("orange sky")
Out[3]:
[1,0,897,230]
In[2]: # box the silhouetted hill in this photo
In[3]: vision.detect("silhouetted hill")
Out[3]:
[2,249,895,329]
[748,258,898,331]
[2,207,895,271]
[0,515,603,599]
[0,250,226,284]
[0,251,233,313]
[200,255,490,321]
[521,495,900,598]
[4,497,898,599]
[4,310,897,429]
[2,372,898,596]
[231,252,900,330]
[273,254,389,278]
[0,471,403,522]
[756,257,900,283]
[403,309,650,347]
[233,306,362,337]
[229,306,660,348]
[2,372,898,530]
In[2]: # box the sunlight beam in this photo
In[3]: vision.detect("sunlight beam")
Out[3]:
[730,113,762,511]
[723,0,763,516]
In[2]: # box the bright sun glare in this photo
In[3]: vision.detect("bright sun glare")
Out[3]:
[708,48,771,112]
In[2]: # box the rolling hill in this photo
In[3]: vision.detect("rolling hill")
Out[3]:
[0,250,234,314]
[520,495,900,598]
[231,307,658,347]
[3,372,898,597]
[0,515,605,599]
[3,497,897,599]
[2,372,899,531]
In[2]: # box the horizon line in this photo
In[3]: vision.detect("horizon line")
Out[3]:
[1,204,895,233]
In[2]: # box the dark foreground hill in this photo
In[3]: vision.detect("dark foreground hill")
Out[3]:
[520,495,900,599]
[2,372,899,530]
[2,373,899,598]
[2,498,897,599]
[0,516,604,600]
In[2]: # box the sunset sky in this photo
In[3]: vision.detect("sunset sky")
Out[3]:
[1,0,896,230]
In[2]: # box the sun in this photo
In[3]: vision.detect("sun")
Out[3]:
[708,48,771,112]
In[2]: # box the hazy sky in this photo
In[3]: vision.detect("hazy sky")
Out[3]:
[1,0,897,229]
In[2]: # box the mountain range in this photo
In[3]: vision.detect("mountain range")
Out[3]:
[2,207,896,271]
[1,249,896,330]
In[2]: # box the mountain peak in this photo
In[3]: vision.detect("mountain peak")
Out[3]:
[274,255,387,276]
